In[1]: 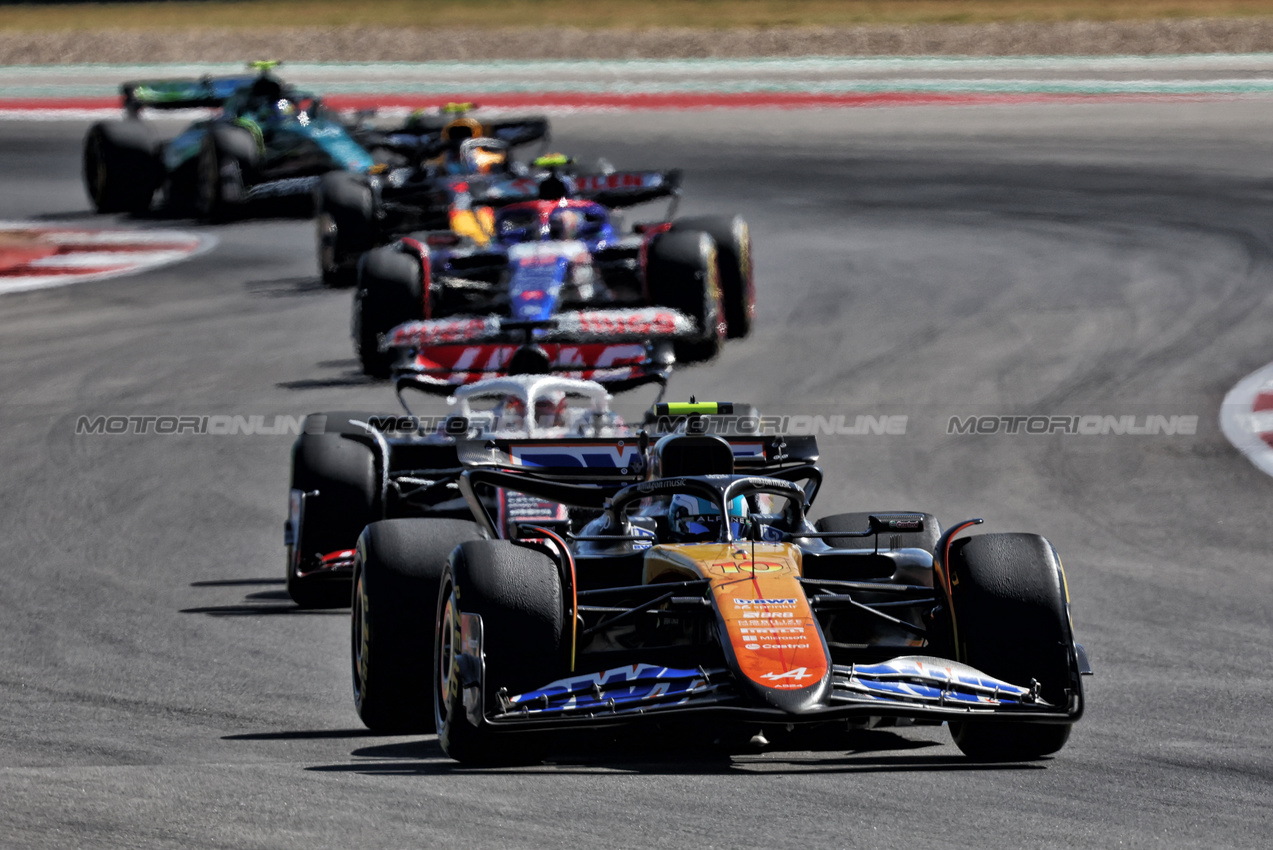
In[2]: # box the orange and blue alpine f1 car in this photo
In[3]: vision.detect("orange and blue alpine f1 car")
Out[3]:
[348,401,1091,763]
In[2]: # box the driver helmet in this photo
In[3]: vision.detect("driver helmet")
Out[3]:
[668,494,748,542]
[502,392,568,429]
[548,208,582,240]
[458,137,507,174]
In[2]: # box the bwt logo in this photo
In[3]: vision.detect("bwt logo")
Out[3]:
[947,415,1199,436]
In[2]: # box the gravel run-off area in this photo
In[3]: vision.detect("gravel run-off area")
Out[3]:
[7,17,1273,64]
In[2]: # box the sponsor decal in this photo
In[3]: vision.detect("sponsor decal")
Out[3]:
[637,477,687,493]
[714,561,784,574]
[760,667,814,683]
[700,546,827,690]
[574,172,659,192]
[510,442,642,471]
[244,175,321,199]
[508,663,707,714]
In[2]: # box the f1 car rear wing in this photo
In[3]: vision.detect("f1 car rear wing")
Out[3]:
[371,113,551,158]
[573,169,682,208]
[488,117,551,148]
[454,433,819,479]
[383,310,697,350]
[475,170,681,209]
[382,310,693,392]
[121,75,255,116]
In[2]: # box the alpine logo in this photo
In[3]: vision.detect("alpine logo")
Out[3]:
[759,667,814,683]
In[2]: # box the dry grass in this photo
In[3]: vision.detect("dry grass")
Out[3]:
[5,1,1273,32]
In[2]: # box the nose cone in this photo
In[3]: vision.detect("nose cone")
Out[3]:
[508,254,569,321]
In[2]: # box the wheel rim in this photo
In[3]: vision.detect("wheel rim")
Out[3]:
[351,571,370,707]
[435,585,458,727]
[317,212,338,273]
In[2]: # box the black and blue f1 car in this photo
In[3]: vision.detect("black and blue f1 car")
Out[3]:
[341,399,1091,764]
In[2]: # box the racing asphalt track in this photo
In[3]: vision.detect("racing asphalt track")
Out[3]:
[2,101,1273,848]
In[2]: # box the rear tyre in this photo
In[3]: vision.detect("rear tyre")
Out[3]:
[83,121,162,214]
[352,518,482,733]
[647,230,723,364]
[435,540,563,764]
[354,246,424,378]
[944,533,1076,760]
[317,170,376,287]
[815,512,940,553]
[197,124,258,221]
[287,431,378,608]
[671,215,753,339]
[165,158,200,216]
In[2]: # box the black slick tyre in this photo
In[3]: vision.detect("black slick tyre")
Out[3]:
[351,518,481,733]
[434,540,563,764]
[83,121,161,214]
[317,170,376,287]
[815,512,941,554]
[353,246,424,378]
[646,230,723,364]
[196,124,257,221]
[287,431,378,608]
[671,215,753,339]
[944,533,1076,760]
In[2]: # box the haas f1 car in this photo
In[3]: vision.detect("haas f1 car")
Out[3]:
[354,190,754,378]
[285,372,642,609]
[322,395,1090,763]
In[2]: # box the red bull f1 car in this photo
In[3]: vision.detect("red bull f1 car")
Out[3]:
[316,103,556,285]
[342,399,1091,763]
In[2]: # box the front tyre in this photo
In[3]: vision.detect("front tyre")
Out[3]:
[351,518,481,733]
[317,170,376,287]
[287,429,378,608]
[353,246,425,378]
[196,124,257,221]
[646,230,724,365]
[671,215,753,339]
[434,540,563,764]
[943,533,1078,760]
